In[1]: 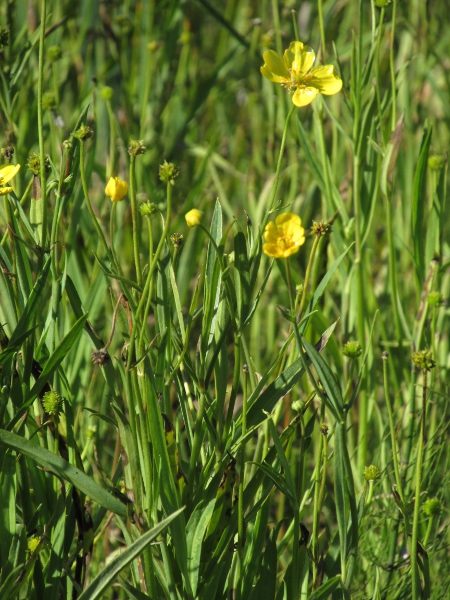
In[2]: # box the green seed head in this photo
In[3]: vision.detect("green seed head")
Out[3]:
[128,139,147,157]
[427,291,445,308]
[100,86,114,100]
[74,125,94,141]
[170,233,184,248]
[159,160,179,185]
[423,497,441,516]
[363,465,381,482]
[43,390,63,416]
[311,220,332,237]
[343,340,362,359]
[47,45,62,62]
[27,152,51,176]
[412,349,435,372]
[139,201,157,216]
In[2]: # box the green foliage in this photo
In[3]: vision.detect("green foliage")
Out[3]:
[1,1,449,599]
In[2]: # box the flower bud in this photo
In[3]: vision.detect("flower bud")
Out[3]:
[105,176,128,202]
[185,209,203,227]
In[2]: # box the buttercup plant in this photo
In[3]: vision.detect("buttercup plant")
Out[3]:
[0,3,448,600]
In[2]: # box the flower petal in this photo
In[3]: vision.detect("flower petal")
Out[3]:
[281,244,302,258]
[275,212,301,227]
[0,164,20,184]
[263,243,284,258]
[283,42,315,78]
[264,221,280,243]
[0,186,13,196]
[307,65,342,95]
[292,86,319,107]
[261,50,290,83]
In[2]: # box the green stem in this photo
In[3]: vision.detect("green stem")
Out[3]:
[385,190,402,342]
[318,0,326,62]
[411,370,427,599]
[251,104,296,259]
[138,216,155,353]
[389,0,397,131]
[37,0,48,250]
[238,365,248,559]
[79,142,114,265]
[105,99,116,179]
[130,154,142,287]
[382,354,405,503]
[297,234,320,321]
[127,183,172,369]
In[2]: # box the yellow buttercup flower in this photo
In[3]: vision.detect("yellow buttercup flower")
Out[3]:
[261,41,342,107]
[263,213,306,258]
[0,163,20,196]
[105,176,128,201]
[185,209,203,227]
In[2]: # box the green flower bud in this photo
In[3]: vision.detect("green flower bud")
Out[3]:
[47,45,62,62]
[100,86,114,100]
[428,155,445,171]
[42,92,56,111]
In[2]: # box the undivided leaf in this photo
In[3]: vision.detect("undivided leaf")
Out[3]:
[77,508,184,600]
[0,430,127,517]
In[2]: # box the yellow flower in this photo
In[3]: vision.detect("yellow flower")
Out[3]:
[185,209,203,227]
[0,163,20,196]
[105,176,128,201]
[261,41,342,107]
[263,213,306,258]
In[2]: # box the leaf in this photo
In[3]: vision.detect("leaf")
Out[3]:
[0,257,51,366]
[77,509,184,600]
[411,126,433,287]
[186,498,216,595]
[309,575,342,599]
[234,229,251,327]
[301,337,344,421]
[0,430,127,517]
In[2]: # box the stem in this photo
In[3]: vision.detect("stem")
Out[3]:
[37,0,48,250]
[130,154,142,287]
[382,354,405,503]
[297,234,320,321]
[105,98,116,179]
[127,183,172,369]
[318,0,326,62]
[251,104,296,260]
[411,370,427,599]
[79,142,114,265]
[389,0,397,131]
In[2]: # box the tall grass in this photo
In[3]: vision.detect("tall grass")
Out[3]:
[0,1,449,598]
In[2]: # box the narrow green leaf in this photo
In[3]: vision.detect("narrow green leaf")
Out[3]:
[0,430,127,517]
[186,498,216,595]
[77,509,184,600]
[234,229,250,326]
[302,337,344,421]
[411,126,433,287]
[0,257,51,366]
[310,575,342,599]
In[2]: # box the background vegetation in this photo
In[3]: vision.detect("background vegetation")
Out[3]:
[0,0,449,598]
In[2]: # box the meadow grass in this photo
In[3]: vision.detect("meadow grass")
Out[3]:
[0,0,449,598]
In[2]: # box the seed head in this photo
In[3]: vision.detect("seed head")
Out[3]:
[159,160,179,185]
[363,465,381,482]
[343,340,362,359]
[412,349,435,372]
